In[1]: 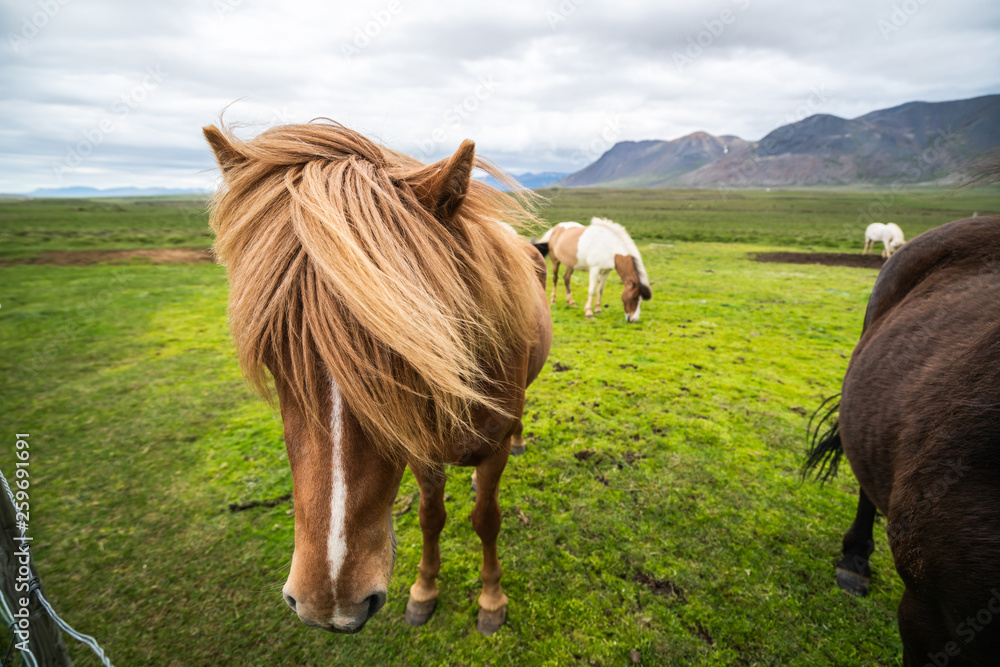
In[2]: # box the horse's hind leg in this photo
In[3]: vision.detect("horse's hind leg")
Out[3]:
[550,260,560,305]
[472,446,511,635]
[897,589,969,667]
[564,267,577,307]
[405,464,447,626]
[836,488,876,596]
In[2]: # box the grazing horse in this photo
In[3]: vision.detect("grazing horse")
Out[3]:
[863,222,905,258]
[203,121,552,636]
[534,217,652,321]
[806,215,1000,665]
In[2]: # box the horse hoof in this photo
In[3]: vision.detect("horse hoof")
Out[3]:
[585,311,594,319]
[477,605,507,636]
[835,568,870,597]
[510,444,526,456]
[405,597,437,626]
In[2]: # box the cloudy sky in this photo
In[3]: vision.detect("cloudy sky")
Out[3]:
[2,0,998,193]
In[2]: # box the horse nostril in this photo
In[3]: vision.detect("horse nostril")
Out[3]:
[364,592,387,620]
[283,594,297,611]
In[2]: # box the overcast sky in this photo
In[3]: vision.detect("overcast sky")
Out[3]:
[1,0,998,193]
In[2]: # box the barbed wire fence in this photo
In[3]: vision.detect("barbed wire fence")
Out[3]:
[0,469,113,667]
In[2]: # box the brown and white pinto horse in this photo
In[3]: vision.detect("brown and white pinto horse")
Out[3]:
[806,215,1000,665]
[534,217,651,321]
[204,121,552,635]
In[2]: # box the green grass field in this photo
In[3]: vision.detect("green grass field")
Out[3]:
[0,196,213,260]
[0,188,996,665]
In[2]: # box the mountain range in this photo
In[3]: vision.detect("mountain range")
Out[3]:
[556,94,1000,188]
[478,171,568,191]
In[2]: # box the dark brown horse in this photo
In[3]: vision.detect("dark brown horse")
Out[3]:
[806,215,1000,666]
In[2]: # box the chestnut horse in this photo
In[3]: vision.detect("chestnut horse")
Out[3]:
[533,217,651,321]
[806,215,1000,665]
[204,121,552,635]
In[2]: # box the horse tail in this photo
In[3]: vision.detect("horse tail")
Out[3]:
[531,241,549,257]
[803,394,843,484]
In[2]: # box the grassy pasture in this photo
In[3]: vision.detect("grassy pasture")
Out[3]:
[0,196,213,260]
[531,186,996,249]
[1,188,995,665]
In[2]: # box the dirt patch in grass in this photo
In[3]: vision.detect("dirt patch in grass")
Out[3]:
[1,248,215,266]
[634,571,686,602]
[753,251,885,269]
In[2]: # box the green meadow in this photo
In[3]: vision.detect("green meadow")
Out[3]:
[0,188,996,665]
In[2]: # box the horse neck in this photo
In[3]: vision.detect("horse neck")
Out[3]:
[613,252,639,284]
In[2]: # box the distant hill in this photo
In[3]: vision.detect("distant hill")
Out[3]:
[477,172,568,191]
[28,186,209,198]
[558,133,749,187]
[557,94,1000,188]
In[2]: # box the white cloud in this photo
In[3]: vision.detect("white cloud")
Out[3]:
[0,0,997,192]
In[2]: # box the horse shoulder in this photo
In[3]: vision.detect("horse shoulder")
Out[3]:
[577,226,618,268]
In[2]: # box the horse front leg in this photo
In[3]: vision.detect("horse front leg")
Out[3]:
[564,267,577,307]
[595,269,611,314]
[836,488,876,596]
[405,463,447,626]
[508,418,526,456]
[584,267,600,318]
[472,445,511,635]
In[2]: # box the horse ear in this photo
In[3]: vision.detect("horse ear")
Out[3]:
[203,125,246,175]
[410,140,476,221]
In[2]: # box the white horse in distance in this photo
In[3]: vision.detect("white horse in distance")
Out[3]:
[534,217,651,322]
[863,222,905,258]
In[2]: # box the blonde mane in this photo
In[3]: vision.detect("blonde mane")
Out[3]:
[206,120,541,462]
[589,217,650,287]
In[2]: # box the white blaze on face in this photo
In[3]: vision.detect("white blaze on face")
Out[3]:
[328,382,348,590]
[627,296,642,322]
